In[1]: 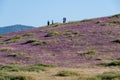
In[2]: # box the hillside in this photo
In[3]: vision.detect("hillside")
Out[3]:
[0,14,120,68]
[0,24,34,34]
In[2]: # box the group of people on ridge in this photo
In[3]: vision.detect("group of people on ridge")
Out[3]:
[47,17,66,26]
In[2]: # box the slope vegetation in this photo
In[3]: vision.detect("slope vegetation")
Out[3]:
[0,14,120,68]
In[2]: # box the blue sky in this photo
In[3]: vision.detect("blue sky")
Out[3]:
[0,0,120,27]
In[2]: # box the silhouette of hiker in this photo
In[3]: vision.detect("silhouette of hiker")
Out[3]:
[63,17,66,23]
[47,21,50,26]
[52,20,54,25]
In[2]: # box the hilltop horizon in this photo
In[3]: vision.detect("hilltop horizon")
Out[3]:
[0,0,120,27]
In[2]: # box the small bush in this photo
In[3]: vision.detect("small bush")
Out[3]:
[114,39,120,43]
[102,60,120,66]
[8,52,30,58]
[22,65,45,72]
[96,56,112,60]
[21,33,34,37]
[34,64,56,67]
[80,50,97,55]
[85,50,96,55]
[33,40,49,45]
[0,63,55,72]
[78,72,120,80]
[8,36,22,40]
[110,20,120,24]
[25,39,50,46]
[96,20,103,24]
[22,64,55,72]
[0,47,14,52]
[0,72,35,80]
[9,75,35,80]
[0,65,21,72]
[63,30,80,37]
[44,31,60,37]
[56,70,80,77]
[97,72,120,80]
[4,33,33,44]
[111,14,120,18]
[4,36,22,44]
[25,39,39,44]
[78,76,100,80]
[63,30,79,35]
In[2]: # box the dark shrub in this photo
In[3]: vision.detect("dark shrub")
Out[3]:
[96,20,103,24]
[80,50,97,55]
[56,70,80,77]
[8,52,30,58]
[0,72,35,80]
[25,39,39,44]
[97,72,120,80]
[44,31,60,37]
[0,47,14,52]
[102,60,120,66]
[25,39,50,46]
[110,20,120,24]
[111,14,120,18]
[114,39,120,43]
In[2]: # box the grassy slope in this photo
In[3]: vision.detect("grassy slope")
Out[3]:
[0,14,120,67]
[0,14,120,80]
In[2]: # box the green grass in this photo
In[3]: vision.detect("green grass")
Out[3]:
[101,60,120,67]
[5,35,22,44]
[85,50,97,55]
[25,39,50,46]
[8,52,30,58]
[0,64,55,72]
[78,76,100,80]
[33,40,49,45]
[0,47,14,52]
[110,20,120,24]
[34,64,56,67]
[78,72,120,80]
[21,33,34,37]
[62,30,80,38]
[96,56,112,60]
[0,72,35,80]
[80,50,97,55]
[0,65,22,72]
[111,14,120,18]
[56,70,80,77]
[3,33,34,44]
[44,31,60,37]
[77,72,120,80]
[97,72,120,80]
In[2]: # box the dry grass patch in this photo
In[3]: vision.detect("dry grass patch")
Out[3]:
[0,47,14,52]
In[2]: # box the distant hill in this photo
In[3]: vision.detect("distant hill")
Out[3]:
[0,24,34,34]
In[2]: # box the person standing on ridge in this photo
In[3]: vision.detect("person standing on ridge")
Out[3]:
[47,21,50,26]
[63,17,66,23]
[52,20,54,25]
